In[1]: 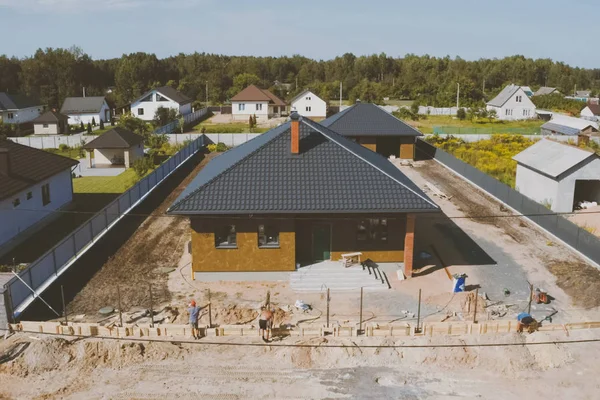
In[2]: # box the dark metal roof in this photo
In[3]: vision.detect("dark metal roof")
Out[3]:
[60,97,107,114]
[133,87,192,106]
[0,93,43,111]
[168,117,438,215]
[541,122,583,136]
[0,140,78,201]
[320,103,423,137]
[31,110,69,124]
[83,128,144,149]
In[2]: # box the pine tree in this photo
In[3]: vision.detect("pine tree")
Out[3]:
[92,117,96,127]
[87,122,92,134]
[80,121,84,131]
[248,115,253,129]
[99,119,105,130]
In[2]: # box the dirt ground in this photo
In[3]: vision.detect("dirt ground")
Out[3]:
[568,205,600,237]
[1,330,600,399]
[67,153,219,316]
[208,113,287,128]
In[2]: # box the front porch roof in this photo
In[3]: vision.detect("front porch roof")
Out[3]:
[168,116,439,215]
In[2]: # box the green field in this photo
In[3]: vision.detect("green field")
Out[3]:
[192,121,269,133]
[73,169,144,194]
[408,115,544,135]
[44,148,85,160]
[383,99,414,107]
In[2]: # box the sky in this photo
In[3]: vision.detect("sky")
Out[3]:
[0,0,597,68]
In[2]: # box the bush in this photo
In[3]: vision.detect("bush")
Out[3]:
[99,119,105,130]
[58,143,70,151]
[132,156,153,178]
[92,117,96,127]
[457,108,466,120]
[87,122,92,134]
[207,143,217,152]
[216,142,229,152]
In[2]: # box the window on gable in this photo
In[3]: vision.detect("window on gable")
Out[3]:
[156,94,168,102]
[43,123,49,128]
[27,192,32,200]
[215,225,237,248]
[516,95,522,103]
[258,225,279,248]
[306,96,311,100]
[41,183,51,206]
[357,219,388,242]
[12,198,20,208]
[306,106,312,112]
[256,103,263,111]
[238,103,245,111]
[138,108,144,116]
[7,113,14,119]
[141,93,154,102]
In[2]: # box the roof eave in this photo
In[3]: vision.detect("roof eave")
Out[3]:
[167,207,440,216]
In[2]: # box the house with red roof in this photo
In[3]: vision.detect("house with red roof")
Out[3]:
[230,85,287,121]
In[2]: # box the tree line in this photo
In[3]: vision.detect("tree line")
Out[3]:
[2,47,600,111]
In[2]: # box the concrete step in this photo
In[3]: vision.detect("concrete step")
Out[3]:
[289,261,388,292]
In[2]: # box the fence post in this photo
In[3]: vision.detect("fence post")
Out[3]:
[416,288,422,333]
[148,283,154,328]
[359,287,363,335]
[473,288,479,323]
[61,285,68,325]
[326,288,330,328]
[52,249,58,274]
[72,234,77,255]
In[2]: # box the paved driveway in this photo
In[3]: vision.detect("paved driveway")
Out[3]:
[73,159,126,177]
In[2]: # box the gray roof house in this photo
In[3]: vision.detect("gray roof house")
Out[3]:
[60,96,111,125]
[168,113,439,278]
[513,139,600,212]
[83,127,144,169]
[320,102,423,159]
[486,84,536,121]
[541,116,598,138]
[0,93,44,124]
[534,87,560,96]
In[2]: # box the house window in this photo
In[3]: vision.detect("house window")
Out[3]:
[215,225,237,248]
[138,108,144,116]
[357,219,388,242]
[12,198,20,208]
[516,95,522,103]
[256,104,263,111]
[505,109,513,116]
[306,96,311,100]
[306,106,312,112]
[523,109,529,116]
[258,225,279,248]
[43,123,49,128]
[41,183,51,206]
[7,112,14,119]
[156,94,168,102]
[141,93,153,102]
[238,103,245,111]
[27,192,32,200]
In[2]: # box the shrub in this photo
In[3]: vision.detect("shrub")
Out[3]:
[132,156,153,178]
[58,143,70,151]
[457,108,466,120]
[207,144,217,152]
[80,122,84,131]
[86,122,92,134]
[92,117,96,127]
[216,142,229,152]
[99,119,105,130]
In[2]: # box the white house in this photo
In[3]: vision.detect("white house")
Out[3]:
[581,104,600,122]
[83,127,144,169]
[290,90,327,119]
[32,110,70,135]
[0,140,78,256]
[130,86,192,121]
[230,85,287,121]
[0,93,44,124]
[514,139,600,213]
[486,84,537,121]
[60,96,111,126]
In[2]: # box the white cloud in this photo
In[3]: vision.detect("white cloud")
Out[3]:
[0,0,208,12]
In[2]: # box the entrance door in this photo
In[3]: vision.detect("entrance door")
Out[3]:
[312,224,331,261]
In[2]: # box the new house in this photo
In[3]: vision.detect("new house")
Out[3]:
[167,113,440,278]
[486,84,537,121]
[321,102,423,159]
[514,139,600,212]
[580,104,600,122]
[230,85,287,121]
[130,86,192,121]
[0,93,44,124]
[0,140,78,255]
[83,127,144,168]
[61,96,111,125]
[290,90,327,120]
[32,110,70,135]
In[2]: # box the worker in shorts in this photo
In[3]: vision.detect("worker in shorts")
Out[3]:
[188,300,201,340]
[259,306,273,341]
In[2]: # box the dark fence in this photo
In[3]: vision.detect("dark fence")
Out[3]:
[2,136,205,321]
[208,106,232,114]
[153,108,212,135]
[416,139,600,266]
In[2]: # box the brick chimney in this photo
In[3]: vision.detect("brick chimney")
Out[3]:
[290,112,300,154]
[0,148,10,176]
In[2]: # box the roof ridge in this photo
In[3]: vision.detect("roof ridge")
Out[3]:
[301,118,438,209]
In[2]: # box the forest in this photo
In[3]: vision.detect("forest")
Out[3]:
[2,47,600,111]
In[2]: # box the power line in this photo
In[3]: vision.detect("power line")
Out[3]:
[1,327,599,349]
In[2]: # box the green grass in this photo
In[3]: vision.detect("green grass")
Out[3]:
[72,169,144,194]
[192,121,269,133]
[383,99,414,107]
[407,115,544,134]
[44,148,85,160]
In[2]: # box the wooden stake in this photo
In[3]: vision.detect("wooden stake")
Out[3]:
[527,284,534,314]
[61,285,68,325]
[416,288,422,333]
[359,287,364,335]
[326,288,330,328]
[148,283,154,328]
[473,288,479,323]
[208,289,212,328]
[117,285,123,327]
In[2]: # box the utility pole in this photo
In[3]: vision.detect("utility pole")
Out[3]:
[339,82,342,108]
[482,79,486,94]
[83,87,86,98]
[456,83,460,109]
[206,81,209,107]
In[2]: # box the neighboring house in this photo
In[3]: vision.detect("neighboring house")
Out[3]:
[534,87,560,96]
[541,116,598,139]
[520,86,534,97]
[83,127,144,168]
[486,84,537,121]
[32,110,69,135]
[581,103,600,121]
[321,102,422,159]
[230,85,287,121]
[130,86,192,121]
[167,113,440,278]
[513,139,600,212]
[290,90,327,120]
[575,90,591,100]
[0,93,44,124]
[0,140,78,255]
[61,96,111,126]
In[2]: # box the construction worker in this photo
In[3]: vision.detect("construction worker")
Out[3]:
[259,306,273,342]
[188,300,201,340]
[517,312,539,333]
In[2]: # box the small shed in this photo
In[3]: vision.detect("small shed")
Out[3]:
[31,110,69,135]
[513,139,600,212]
[541,117,598,143]
[83,127,144,168]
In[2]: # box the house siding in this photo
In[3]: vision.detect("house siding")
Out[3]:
[1,106,43,124]
[130,92,190,122]
[0,169,73,249]
[34,122,60,135]
[487,88,537,121]
[291,91,327,118]
[515,164,559,210]
[231,101,270,121]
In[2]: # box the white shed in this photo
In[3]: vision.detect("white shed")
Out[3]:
[513,139,600,212]
[83,127,144,169]
[486,84,537,121]
[290,90,327,119]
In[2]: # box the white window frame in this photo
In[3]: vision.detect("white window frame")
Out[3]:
[306,106,312,112]
[137,108,144,116]
[238,103,245,111]
[256,103,263,111]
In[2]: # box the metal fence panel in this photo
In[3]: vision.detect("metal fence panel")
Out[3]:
[54,237,75,268]
[118,195,131,215]
[555,217,581,247]
[507,189,524,210]
[576,230,600,264]
[494,181,511,204]
[106,201,120,225]
[91,213,107,238]
[74,224,93,253]
[8,280,30,309]
[29,254,55,289]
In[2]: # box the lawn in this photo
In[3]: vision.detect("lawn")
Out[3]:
[192,121,269,133]
[73,169,144,194]
[45,148,85,160]
[407,115,545,135]
[383,99,414,107]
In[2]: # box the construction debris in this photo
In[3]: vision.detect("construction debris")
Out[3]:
[424,181,451,200]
